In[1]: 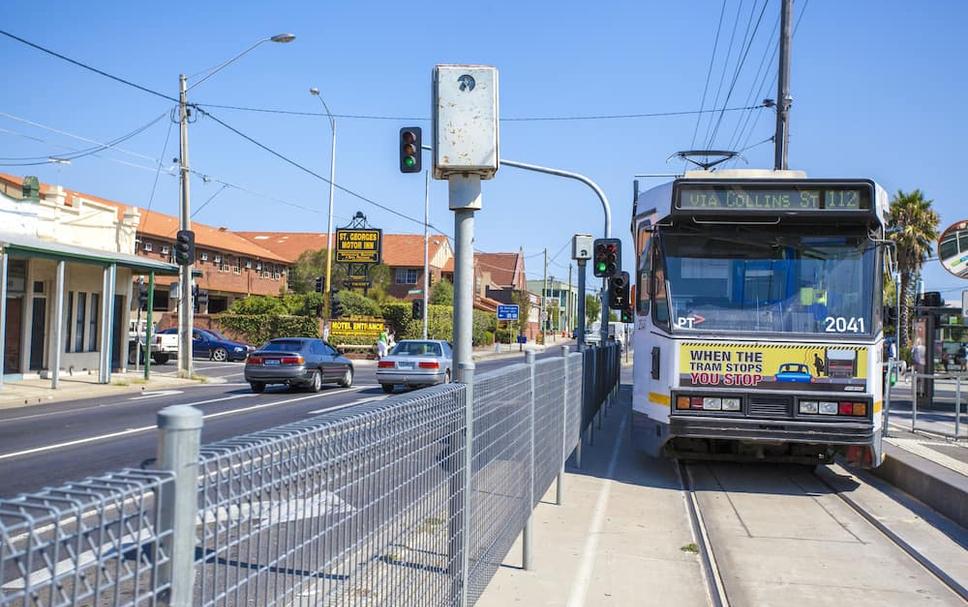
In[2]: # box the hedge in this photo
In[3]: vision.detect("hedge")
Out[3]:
[381,302,495,346]
[217,314,319,347]
[337,290,383,317]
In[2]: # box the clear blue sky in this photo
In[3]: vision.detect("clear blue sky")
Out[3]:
[1,1,965,299]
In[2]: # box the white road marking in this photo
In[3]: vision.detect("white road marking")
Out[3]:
[0,389,364,461]
[566,412,627,607]
[306,396,382,415]
[129,389,184,400]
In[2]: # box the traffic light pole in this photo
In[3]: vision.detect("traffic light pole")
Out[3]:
[423,169,430,340]
[576,260,587,349]
[178,74,194,378]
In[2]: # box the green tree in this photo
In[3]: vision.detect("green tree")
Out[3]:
[585,293,601,327]
[289,247,392,300]
[512,289,532,336]
[887,189,939,346]
[429,279,454,306]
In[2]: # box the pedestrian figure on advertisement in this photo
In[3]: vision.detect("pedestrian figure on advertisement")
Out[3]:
[812,352,826,377]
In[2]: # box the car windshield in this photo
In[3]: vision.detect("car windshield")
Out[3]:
[660,230,876,335]
[262,340,308,352]
[391,341,442,356]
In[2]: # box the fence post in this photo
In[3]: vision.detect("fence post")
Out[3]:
[523,350,536,570]
[883,359,893,438]
[458,362,476,607]
[956,376,962,440]
[575,345,584,469]
[557,345,569,506]
[912,373,918,433]
[156,405,203,607]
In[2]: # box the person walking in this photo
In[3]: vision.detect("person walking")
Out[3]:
[376,328,389,360]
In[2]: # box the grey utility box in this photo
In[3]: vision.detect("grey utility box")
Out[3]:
[432,64,499,180]
[572,234,594,261]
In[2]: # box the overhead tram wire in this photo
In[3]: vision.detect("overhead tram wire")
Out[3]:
[690,0,729,150]
[706,0,771,149]
[701,0,747,150]
[144,118,175,216]
[0,111,168,166]
[724,10,781,153]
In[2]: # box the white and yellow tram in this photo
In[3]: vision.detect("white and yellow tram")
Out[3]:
[630,170,888,467]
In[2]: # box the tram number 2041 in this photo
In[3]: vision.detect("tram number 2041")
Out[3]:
[824,316,865,333]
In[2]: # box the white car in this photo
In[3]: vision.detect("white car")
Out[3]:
[376,340,453,393]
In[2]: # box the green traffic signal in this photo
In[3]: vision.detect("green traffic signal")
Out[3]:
[595,261,607,273]
[404,156,416,168]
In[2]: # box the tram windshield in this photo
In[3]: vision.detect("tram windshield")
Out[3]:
[658,229,876,335]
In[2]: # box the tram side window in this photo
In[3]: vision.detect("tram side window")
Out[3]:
[637,224,652,315]
[652,245,670,329]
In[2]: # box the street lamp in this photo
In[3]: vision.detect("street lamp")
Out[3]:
[308,87,337,320]
[175,33,295,378]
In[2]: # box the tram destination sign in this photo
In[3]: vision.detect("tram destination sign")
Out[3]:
[335,228,382,264]
[675,182,872,212]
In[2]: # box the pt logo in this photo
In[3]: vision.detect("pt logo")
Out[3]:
[457,74,476,92]
[676,314,705,329]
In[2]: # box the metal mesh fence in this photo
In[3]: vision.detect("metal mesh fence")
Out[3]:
[193,383,466,607]
[464,364,532,605]
[0,470,173,607]
[1,344,620,607]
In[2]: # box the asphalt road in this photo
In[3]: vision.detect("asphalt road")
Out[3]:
[0,348,567,497]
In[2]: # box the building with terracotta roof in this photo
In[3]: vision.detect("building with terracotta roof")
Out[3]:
[235,231,454,300]
[1,174,291,315]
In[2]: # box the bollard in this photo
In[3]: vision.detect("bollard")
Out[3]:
[883,359,893,438]
[156,405,203,607]
[523,350,536,570]
[457,361,476,606]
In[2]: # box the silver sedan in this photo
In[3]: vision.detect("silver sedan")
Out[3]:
[376,340,453,393]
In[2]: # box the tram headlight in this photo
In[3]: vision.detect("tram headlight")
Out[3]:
[819,401,838,415]
[721,397,741,411]
[702,397,722,410]
[799,400,819,414]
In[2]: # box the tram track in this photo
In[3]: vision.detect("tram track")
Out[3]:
[677,459,967,606]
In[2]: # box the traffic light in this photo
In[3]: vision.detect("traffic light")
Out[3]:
[621,306,633,324]
[412,298,424,320]
[174,229,195,265]
[138,281,148,309]
[331,292,343,318]
[399,127,422,173]
[608,271,630,310]
[593,238,621,278]
[314,276,324,293]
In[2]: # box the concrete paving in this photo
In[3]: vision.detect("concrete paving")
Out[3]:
[476,384,707,607]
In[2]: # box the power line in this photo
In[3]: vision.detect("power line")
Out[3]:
[0,29,177,103]
[724,7,781,152]
[690,0,729,149]
[702,0,746,148]
[195,101,763,123]
[707,0,771,148]
[144,119,174,216]
[194,106,453,234]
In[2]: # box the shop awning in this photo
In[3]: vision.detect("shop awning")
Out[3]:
[0,232,180,275]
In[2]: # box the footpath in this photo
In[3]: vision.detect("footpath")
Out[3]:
[0,370,205,410]
[477,373,708,607]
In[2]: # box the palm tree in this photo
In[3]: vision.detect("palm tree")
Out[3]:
[887,189,939,347]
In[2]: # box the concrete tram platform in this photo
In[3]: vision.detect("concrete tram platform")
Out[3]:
[873,430,968,529]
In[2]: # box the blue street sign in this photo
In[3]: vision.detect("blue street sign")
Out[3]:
[497,304,520,321]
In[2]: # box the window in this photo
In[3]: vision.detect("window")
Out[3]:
[214,255,222,264]
[75,293,87,353]
[200,252,209,262]
[658,229,875,335]
[636,223,652,315]
[234,257,242,274]
[65,292,74,352]
[652,246,670,330]
[161,245,170,255]
[143,241,153,252]
[89,293,100,351]
[395,268,419,284]
[244,260,252,269]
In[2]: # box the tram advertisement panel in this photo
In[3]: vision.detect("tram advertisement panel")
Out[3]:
[679,342,868,393]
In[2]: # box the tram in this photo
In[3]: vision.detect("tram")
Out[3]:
[630,169,888,467]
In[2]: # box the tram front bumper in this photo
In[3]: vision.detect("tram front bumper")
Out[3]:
[669,414,875,445]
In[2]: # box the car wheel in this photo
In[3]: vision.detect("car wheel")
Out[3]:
[338,367,353,388]
[309,370,323,393]
[250,382,266,393]
[152,354,170,365]
[212,347,228,362]
[381,384,394,394]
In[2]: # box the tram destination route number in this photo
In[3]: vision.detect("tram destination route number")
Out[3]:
[677,186,867,211]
